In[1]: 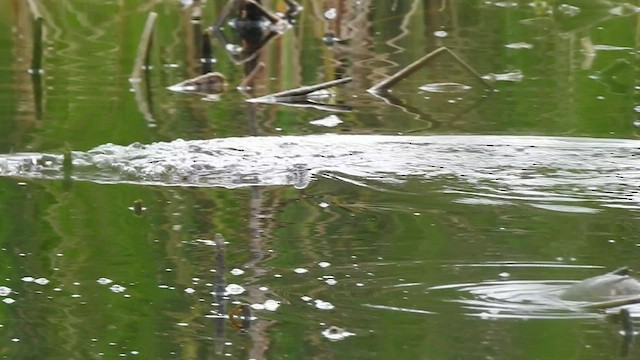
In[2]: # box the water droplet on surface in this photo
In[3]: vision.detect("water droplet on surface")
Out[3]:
[557,4,580,16]
[109,285,126,293]
[324,8,337,20]
[34,278,49,285]
[310,115,343,127]
[434,30,448,38]
[264,299,280,311]
[419,82,471,93]
[494,1,518,8]
[225,284,246,295]
[505,42,533,49]
[322,326,355,341]
[314,299,335,310]
[230,268,245,276]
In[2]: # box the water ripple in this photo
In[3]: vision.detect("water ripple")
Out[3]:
[0,135,639,210]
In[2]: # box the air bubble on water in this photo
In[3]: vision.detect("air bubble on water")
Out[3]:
[494,1,518,8]
[264,299,281,311]
[294,268,308,274]
[319,262,331,268]
[230,268,245,276]
[326,279,337,286]
[3,298,15,304]
[310,115,343,128]
[224,284,245,295]
[434,30,448,38]
[419,82,471,93]
[21,276,34,282]
[0,287,12,296]
[557,4,580,16]
[301,296,312,302]
[324,8,337,19]
[184,288,195,294]
[505,42,533,49]
[251,303,265,310]
[34,278,49,285]
[177,322,189,327]
[109,285,126,293]
[96,278,113,285]
[319,202,329,208]
[314,299,335,310]
[499,272,510,279]
[322,326,355,341]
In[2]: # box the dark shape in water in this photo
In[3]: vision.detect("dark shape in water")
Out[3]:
[132,199,145,216]
[560,267,640,302]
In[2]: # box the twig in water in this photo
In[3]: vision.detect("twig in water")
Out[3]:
[130,12,157,81]
[214,0,240,28]
[248,77,352,103]
[245,0,283,25]
[368,47,493,93]
[238,62,265,91]
[581,295,640,310]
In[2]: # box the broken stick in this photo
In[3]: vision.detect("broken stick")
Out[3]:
[245,0,283,25]
[368,46,493,93]
[238,62,265,90]
[248,77,352,102]
[580,295,640,310]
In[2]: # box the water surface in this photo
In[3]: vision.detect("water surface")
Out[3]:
[1,0,640,359]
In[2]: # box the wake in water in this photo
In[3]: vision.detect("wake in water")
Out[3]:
[0,134,638,208]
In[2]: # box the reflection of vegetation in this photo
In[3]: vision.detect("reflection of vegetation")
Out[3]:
[0,0,639,358]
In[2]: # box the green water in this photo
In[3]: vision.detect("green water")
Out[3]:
[2,0,640,358]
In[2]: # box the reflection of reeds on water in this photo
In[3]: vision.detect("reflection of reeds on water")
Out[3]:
[130,12,157,80]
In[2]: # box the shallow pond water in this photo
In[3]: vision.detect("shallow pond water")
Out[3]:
[2,0,640,358]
